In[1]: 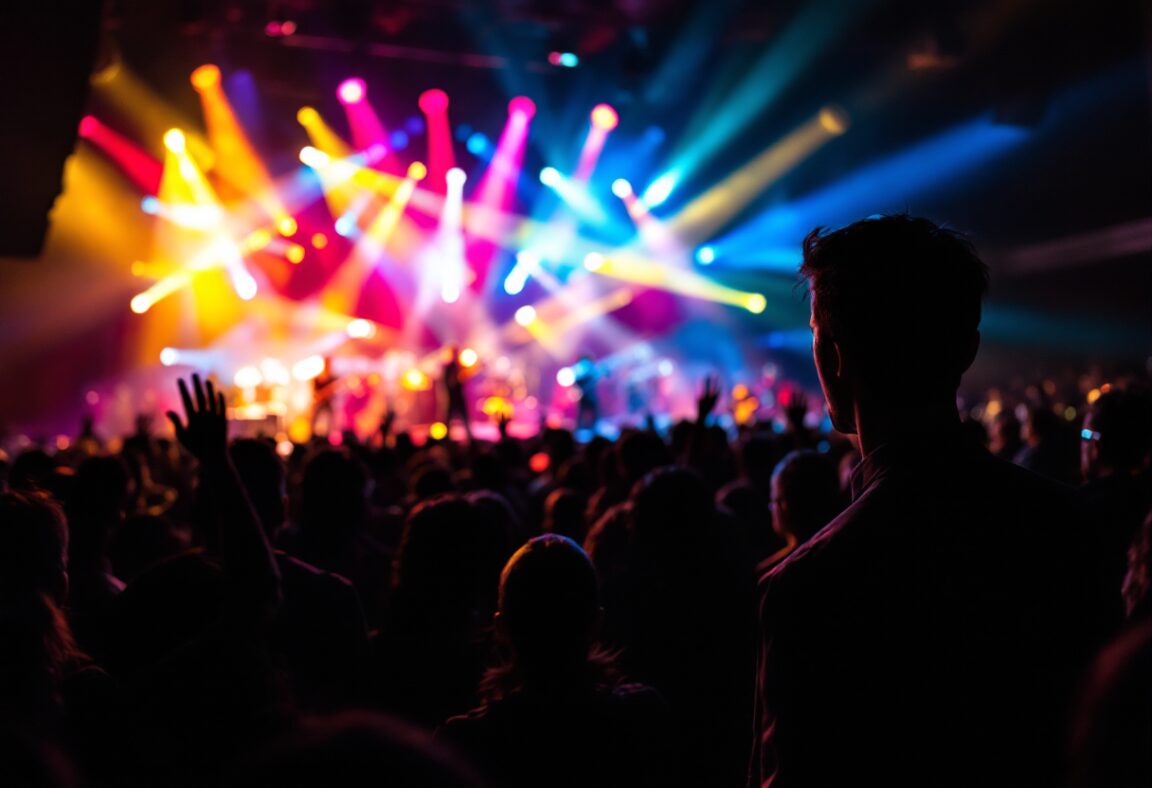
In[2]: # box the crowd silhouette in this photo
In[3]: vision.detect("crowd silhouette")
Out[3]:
[1,215,1149,787]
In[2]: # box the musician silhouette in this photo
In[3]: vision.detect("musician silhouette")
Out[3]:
[442,346,473,441]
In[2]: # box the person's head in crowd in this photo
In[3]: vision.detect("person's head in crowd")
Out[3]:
[741,434,780,488]
[771,451,842,548]
[410,464,456,502]
[230,438,287,539]
[393,495,480,608]
[989,410,1024,459]
[105,552,226,677]
[466,491,520,617]
[300,447,369,549]
[1081,386,1152,482]
[617,431,673,488]
[9,450,60,494]
[485,534,606,697]
[631,466,711,544]
[67,455,131,566]
[108,514,187,583]
[717,479,780,562]
[554,456,593,494]
[229,711,482,788]
[541,427,576,470]
[1023,405,1062,448]
[0,491,79,714]
[543,487,589,544]
[800,215,989,435]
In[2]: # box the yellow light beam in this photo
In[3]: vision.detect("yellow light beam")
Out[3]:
[587,252,767,313]
[194,68,287,223]
[91,66,214,167]
[668,107,848,245]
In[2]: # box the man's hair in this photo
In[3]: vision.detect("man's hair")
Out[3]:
[1088,386,1152,472]
[800,215,989,392]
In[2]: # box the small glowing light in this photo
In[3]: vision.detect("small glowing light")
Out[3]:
[276,440,294,458]
[539,166,561,186]
[418,89,449,114]
[643,171,678,207]
[548,51,579,68]
[509,96,536,119]
[140,196,160,215]
[590,103,619,130]
[277,216,298,237]
[285,245,305,264]
[264,21,282,36]
[299,146,329,168]
[296,106,320,126]
[292,355,326,382]
[556,367,576,387]
[466,132,491,156]
[611,178,632,198]
[311,233,328,249]
[583,252,605,271]
[334,216,356,237]
[1086,388,1101,404]
[390,130,410,150]
[446,167,467,188]
[280,20,297,35]
[56,436,71,451]
[130,295,150,314]
[86,390,100,406]
[745,294,767,314]
[190,64,221,91]
[78,115,98,138]
[163,128,186,154]
[346,318,376,339]
[504,272,526,295]
[160,347,179,366]
[429,422,449,441]
[529,452,550,473]
[402,368,431,391]
[407,161,428,181]
[337,78,366,105]
[234,271,258,301]
[696,246,716,265]
[1064,406,1077,421]
[733,384,750,400]
[459,348,479,368]
[658,359,674,376]
[514,305,537,326]
[245,228,273,251]
[818,105,850,135]
[234,366,263,388]
[261,358,291,386]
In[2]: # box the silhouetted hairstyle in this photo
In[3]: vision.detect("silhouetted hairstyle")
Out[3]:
[800,214,989,393]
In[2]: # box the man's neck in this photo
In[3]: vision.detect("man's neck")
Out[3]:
[854,397,962,458]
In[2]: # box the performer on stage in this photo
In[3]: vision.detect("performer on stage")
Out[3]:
[573,355,601,431]
[311,356,338,437]
[442,346,473,441]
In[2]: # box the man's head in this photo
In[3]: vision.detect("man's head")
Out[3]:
[770,450,841,545]
[800,215,989,433]
[1081,386,1152,481]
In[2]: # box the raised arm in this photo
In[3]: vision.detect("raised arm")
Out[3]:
[167,373,281,619]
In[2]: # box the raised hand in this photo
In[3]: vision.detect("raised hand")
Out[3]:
[166,373,228,463]
[697,374,722,423]
[785,389,810,432]
[496,410,511,439]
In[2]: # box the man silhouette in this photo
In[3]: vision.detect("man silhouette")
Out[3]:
[749,216,1119,788]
